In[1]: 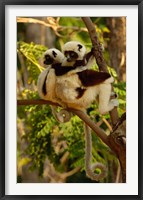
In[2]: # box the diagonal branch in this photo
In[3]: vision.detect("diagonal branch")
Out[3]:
[70,109,109,146]
[82,17,108,72]
[82,17,119,126]
[17,99,109,146]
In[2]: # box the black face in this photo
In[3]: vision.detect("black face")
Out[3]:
[43,54,54,65]
[65,51,78,62]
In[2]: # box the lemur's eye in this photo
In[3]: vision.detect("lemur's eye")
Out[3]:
[44,55,53,65]
[45,55,51,59]
[70,51,77,58]
[64,51,78,61]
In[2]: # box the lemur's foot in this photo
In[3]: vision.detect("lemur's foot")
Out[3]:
[111,99,119,107]
[110,92,118,99]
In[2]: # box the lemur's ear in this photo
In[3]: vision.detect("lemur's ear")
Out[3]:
[52,51,57,58]
[77,44,83,51]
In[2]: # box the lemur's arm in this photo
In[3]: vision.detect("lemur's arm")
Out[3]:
[73,47,95,67]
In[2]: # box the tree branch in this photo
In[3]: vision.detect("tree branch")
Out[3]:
[17,17,87,38]
[17,99,109,146]
[82,17,107,72]
[17,99,57,106]
[61,166,81,179]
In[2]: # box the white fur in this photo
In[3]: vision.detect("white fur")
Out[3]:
[62,41,86,60]
[37,48,64,104]
[37,67,58,102]
[56,71,118,114]
[56,73,82,101]
[62,41,86,67]
[98,82,118,114]
[38,46,118,115]
[62,41,94,69]
[37,48,68,122]
[55,41,118,113]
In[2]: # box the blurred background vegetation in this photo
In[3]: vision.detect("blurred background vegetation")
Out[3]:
[17,17,126,183]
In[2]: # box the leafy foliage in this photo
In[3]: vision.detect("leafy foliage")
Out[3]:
[17,41,46,84]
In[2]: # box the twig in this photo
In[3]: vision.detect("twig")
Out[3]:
[17,49,44,72]
[17,17,63,37]
[115,164,122,183]
[102,118,113,132]
[61,166,81,179]
[17,17,87,38]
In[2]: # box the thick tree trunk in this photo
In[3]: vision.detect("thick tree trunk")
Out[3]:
[106,17,126,81]
[25,17,56,48]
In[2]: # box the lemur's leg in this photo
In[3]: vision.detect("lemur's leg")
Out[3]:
[98,83,118,114]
